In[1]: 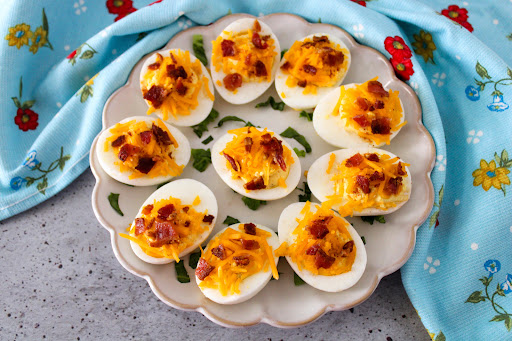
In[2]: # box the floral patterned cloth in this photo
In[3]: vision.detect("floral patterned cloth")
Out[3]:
[1,0,511,338]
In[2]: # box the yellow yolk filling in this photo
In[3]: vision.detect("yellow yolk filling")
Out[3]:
[141,50,214,120]
[198,224,278,296]
[104,119,184,179]
[323,153,410,215]
[221,127,294,189]
[120,197,209,262]
[332,77,406,145]
[274,201,356,276]
[282,37,349,95]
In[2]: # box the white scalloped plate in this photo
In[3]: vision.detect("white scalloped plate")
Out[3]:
[90,13,435,327]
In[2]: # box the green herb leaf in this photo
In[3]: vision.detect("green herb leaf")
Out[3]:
[21,100,36,110]
[191,148,211,172]
[361,236,366,245]
[215,115,246,128]
[191,108,219,138]
[108,193,124,216]
[175,261,190,283]
[245,121,257,127]
[297,182,311,202]
[192,34,208,66]
[281,49,288,59]
[280,127,312,153]
[255,96,285,111]
[11,97,21,108]
[80,50,94,59]
[361,215,386,225]
[201,136,213,145]
[299,110,313,121]
[223,216,240,225]
[294,272,306,286]
[188,252,201,269]
[465,290,486,303]
[475,61,491,80]
[242,196,267,210]
[293,148,306,157]
[156,181,170,189]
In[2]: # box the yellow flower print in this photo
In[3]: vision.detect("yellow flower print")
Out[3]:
[29,26,48,54]
[86,74,98,86]
[5,23,32,49]
[472,159,510,191]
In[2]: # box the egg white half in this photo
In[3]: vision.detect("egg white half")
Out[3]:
[307,148,412,216]
[211,130,302,200]
[313,84,405,148]
[210,18,281,105]
[139,48,215,126]
[278,202,367,292]
[275,33,351,110]
[196,223,280,305]
[129,178,218,265]
[96,116,191,187]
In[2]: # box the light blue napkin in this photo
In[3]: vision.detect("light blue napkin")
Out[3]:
[1,0,511,338]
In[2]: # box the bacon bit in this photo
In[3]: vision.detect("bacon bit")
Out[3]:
[143,85,167,108]
[118,144,140,162]
[261,35,270,41]
[253,20,261,32]
[309,216,332,239]
[303,64,317,75]
[367,80,389,97]
[139,131,152,145]
[252,32,268,49]
[243,223,256,235]
[182,206,189,213]
[315,248,335,269]
[134,218,146,235]
[385,177,403,195]
[167,65,188,80]
[184,221,190,227]
[111,135,126,148]
[355,97,370,111]
[260,135,286,171]
[223,152,238,171]
[244,176,266,190]
[254,60,268,77]
[221,39,236,57]
[323,50,344,67]
[142,204,154,215]
[241,239,260,250]
[369,171,385,182]
[345,153,364,167]
[157,204,175,220]
[306,244,320,255]
[244,137,253,153]
[148,62,160,70]
[371,117,392,135]
[149,220,179,247]
[155,53,163,63]
[245,53,252,66]
[352,114,370,127]
[356,175,371,194]
[211,244,227,260]
[195,258,214,280]
[374,100,385,109]
[233,255,250,266]
[340,240,354,257]
[203,214,215,224]
[280,61,291,71]
[152,123,172,146]
[313,35,329,43]
[135,157,156,174]
[365,153,380,162]
[170,53,177,64]
[397,162,406,175]
[297,80,307,87]
[223,73,243,91]
[175,78,188,96]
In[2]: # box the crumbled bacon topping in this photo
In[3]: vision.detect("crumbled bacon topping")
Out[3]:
[152,123,172,146]
[243,223,256,235]
[371,117,391,135]
[369,171,385,182]
[356,175,371,194]
[241,239,260,250]
[345,153,364,167]
[203,214,215,224]
[148,62,160,70]
[303,64,317,75]
[157,204,175,220]
[221,39,236,57]
[340,240,354,257]
[385,177,403,195]
[111,135,126,148]
[309,216,332,239]
[233,255,250,266]
[134,218,146,236]
[315,248,335,269]
[142,204,153,215]
[139,131,152,145]
[195,258,214,280]
[223,152,238,171]
[149,221,179,247]
[367,80,389,97]
[244,137,253,153]
[252,32,268,49]
[167,65,188,79]
[352,114,370,127]
[135,157,156,174]
[306,244,320,255]
[223,73,243,91]
[374,100,385,109]
[365,153,380,162]
[313,35,329,43]
[143,85,167,108]
[355,97,371,111]
[118,144,140,162]
[175,78,187,96]
[397,162,406,175]
[280,61,291,71]
[253,20,261,32]
[260,134,286,171]
[254,60,267,77]
[211,244,227,260]
[243,176,266,190]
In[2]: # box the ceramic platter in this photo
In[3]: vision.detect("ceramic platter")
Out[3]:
[90,13,435,327]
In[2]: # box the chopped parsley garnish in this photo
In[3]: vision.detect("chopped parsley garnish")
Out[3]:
[294,272,306,286]
[223,216,240,225]
[297,182,312,202]
[293,148,306,157]
[299,110,313,122]
[242,196,267,210]
[201,136,213,145]
[215,115,247,128]
[361,236,366,245]
[191,148,211,172]
[281,49,288,59]
[188,251,201,269]
[108,193,123,216]
[280,127,312,153]
[191,108,219,138]
[192,34,208,66]
[361,215,386,225]
[175,261,190,283]
[255,96,285,111]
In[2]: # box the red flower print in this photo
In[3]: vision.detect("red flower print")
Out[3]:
[106,0,133,14]
[351,0,366,6]
[115,7,136,21]
[390,57,414,81]
[15,108,39,132]
[149,0,163,5]
[441,5,474,32]
[384,36,412,60]
[67,50,77,59]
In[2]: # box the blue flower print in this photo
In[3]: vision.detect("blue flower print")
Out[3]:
[502,273,512,295]
[23,150,40,169]
[465,85,480,101]
[484,259,501,277]
[487,95,509,112]
[10,176,26,190]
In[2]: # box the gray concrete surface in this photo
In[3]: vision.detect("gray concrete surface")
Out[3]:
[0,170,430,340]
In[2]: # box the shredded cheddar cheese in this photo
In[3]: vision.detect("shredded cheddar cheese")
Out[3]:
[198,224,278,296]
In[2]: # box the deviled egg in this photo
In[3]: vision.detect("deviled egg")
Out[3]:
[96,116,190,186]
[210,18,281,104]
[211,126,301,200]
[313,78,405,148]
[121,179,218,265]
[308,148,411,216]
[195,222,279,304]
[140,48,215,126]
[276,201,366,292]
[276,33,351,110]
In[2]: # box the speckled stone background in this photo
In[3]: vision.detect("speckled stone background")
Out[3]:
[0,170,430,340]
